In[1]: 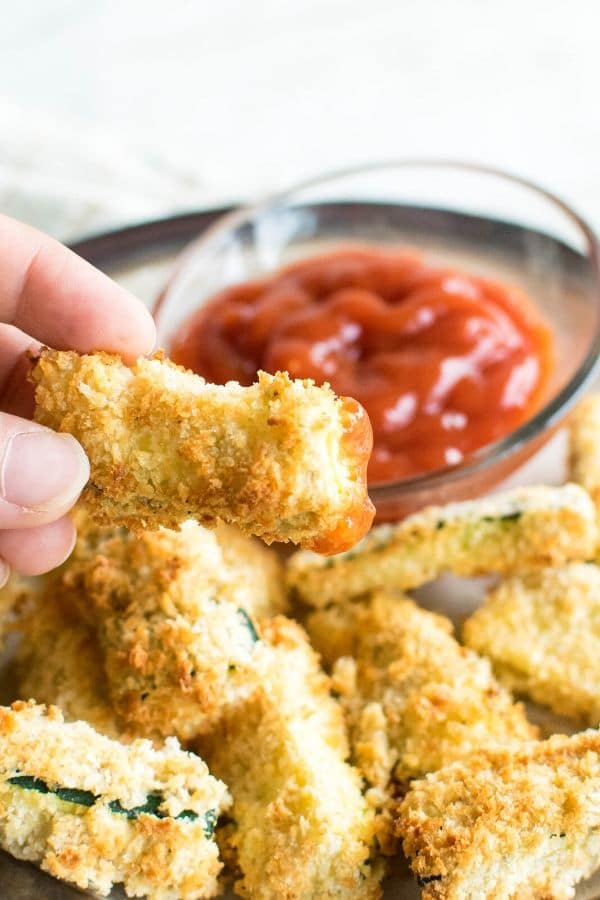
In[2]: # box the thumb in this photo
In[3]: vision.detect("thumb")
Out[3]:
[0,413,89,529]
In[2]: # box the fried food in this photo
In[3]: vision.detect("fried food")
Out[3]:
[397,730,600,899]
[213,524,288,620]
[0,700,229,899]
[48,520,276,741]
[16,592,133,741]
[70,506,287,620]
[32,348,374,553]
[0,575,21,647]
[313,592,536,783]
[287,483,597,606]
[569,393,600,509]
[198,616,383,899]
[305,592,536,853]
[463,562,600,725]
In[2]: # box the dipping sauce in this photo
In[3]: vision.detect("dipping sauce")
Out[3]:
[172,247,554,484]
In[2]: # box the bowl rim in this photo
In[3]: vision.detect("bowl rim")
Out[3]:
[155,159,600,497]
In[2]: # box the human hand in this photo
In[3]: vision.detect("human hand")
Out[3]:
[0,214,156,585]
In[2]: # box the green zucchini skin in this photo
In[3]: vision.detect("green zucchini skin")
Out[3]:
[7,774,217,836]
[237,608,260,643]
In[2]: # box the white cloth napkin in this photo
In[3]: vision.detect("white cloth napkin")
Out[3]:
[0,100,209,242]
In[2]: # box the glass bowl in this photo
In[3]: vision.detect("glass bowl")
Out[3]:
[154,161,600,521]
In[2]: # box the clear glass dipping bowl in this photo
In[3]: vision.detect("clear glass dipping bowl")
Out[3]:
[155,161,600,521]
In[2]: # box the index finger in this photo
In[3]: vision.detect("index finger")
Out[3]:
[0,214,156,362]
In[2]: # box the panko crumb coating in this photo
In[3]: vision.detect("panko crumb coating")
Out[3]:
[211,522,288,620]
[199,616,384,900]
[463,562,600,725]
[0,701,229,899]
[51,519,278,741]
[16,592,133,741]
[0,573,27,647]
[31,348,374,554]
[307,592,536,851]
[397,730,600,899]
[569,393,600,510]
[287,483,597,606]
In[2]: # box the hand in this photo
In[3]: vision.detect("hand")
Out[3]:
[0,214,156,585]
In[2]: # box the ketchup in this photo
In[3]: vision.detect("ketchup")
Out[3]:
[171,247,554,484]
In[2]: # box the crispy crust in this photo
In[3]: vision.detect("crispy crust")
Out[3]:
[47,519,275,741]
[307,593,536,853]
[397,730,600,899]
[16,592,135,741]
[198,616,384,899]
[0,701,229,899]
[463,562,600,725]
[0,573,31,648]
[32,349,374,553]
[212,523,288,620]
[286,484,597,606]
[569,394,600,509]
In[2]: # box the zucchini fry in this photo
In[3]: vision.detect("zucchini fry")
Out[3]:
[70,507,287,621]
[287,484,597,607]
[309,592,535,785]
[463,562,600,725]
[397,730,600,899]
[306,593,535,854]
[198,616,384,900]
[213,523,287,621]
[51,520,273,741]
[0,701,229,899]
[16,593,131,741]
[0,576,20,648]
[569,393,600,509]
[32,349,374,553]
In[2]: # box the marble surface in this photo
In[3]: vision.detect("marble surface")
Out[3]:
[2,0,600,241]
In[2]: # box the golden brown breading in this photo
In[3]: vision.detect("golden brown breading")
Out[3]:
[304,600,362,668]
[0,572,35,648]
[397,730,600,899]
[198,616,384,900]
[287,484,597,606]
[70,505,287,620]
[305,592,536,854]
[569,393,600,510]
[0,701,229,899]
[48,520,275,741]
[463,562,600,725]
[211,523,288,620]
[16,593,133,741]
[32,349,374,553]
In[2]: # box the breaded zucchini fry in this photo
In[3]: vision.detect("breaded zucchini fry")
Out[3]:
[0,701,229,899]
[52,521,271,741]
[0,574,23,648]
[463,562,600,725]
[70,506,286,621]
[287,484,597,606]
[212,523,287,620]
[309,593,535,794]
[199,616,383,899]
[16,593,131,741]
[397,730,600,899]
[569,393,600,509]
[32,349,374,553]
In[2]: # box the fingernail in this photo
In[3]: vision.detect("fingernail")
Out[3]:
[1,431,90,512]
[0,559,8,589]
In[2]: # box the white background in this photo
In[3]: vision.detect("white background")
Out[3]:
[1,0,599,241]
